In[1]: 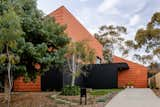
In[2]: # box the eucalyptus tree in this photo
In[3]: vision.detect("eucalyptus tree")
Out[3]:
[66,41,95,86]
[95,25,127,63]
[0,7,23,107]
[125,12,160,65]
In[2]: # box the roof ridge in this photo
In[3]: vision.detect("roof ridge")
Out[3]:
[51,6,102,46]
[48,6,65,16]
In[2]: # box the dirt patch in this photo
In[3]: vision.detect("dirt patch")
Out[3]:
[0,91,119,107]
[0,92,57,107]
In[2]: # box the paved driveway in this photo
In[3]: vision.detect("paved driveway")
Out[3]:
[105,88,160,107]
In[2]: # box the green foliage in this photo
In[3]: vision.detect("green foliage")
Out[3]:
[0,0,70,81]
[67,41,96,64]
[66,41,95,86]
[61,85,80,96]
[149,79,156,89]
[95,25,127,63]
[89,89,121,96]
[0,8,23,51]
[125,12,160,64]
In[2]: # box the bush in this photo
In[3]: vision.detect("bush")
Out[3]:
[61,85,80,96]
[150,79,156,89]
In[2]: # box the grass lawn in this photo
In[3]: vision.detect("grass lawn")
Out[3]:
[53,89,122,106]
[89,89,122,96]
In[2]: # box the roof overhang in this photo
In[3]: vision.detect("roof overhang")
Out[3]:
[115,63,129,71]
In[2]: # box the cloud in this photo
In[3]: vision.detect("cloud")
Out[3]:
[98,0,120,13]
[129,15,141,26]
[79,0,88,2]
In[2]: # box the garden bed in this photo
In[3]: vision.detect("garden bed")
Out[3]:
[0,89,122,107]
[50,89,122,107]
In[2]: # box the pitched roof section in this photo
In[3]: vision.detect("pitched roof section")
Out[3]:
[49,6,146,68]
[113,56,146,68]
[49,6,103,58]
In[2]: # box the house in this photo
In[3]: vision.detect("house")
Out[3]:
[13,6,147,91]
[114,56,147,88]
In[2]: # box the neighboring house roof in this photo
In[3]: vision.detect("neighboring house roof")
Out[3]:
[49,6,103,59]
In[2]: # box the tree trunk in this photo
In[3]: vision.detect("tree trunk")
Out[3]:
[4,73,9,101]
[71,73,75,86]
[7,62,11,107]
[71,54,75,86]
[6,44,12,107]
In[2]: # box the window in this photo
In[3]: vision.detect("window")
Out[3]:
[96,56,101,64]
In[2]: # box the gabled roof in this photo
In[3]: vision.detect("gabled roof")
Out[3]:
[49,6,103,58]
[49,6,146,68]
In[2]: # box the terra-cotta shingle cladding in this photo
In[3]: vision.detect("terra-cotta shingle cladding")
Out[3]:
[13,6,147,91]
[13,76,41,92]
[49,6,103,59]
[113,56,147,88]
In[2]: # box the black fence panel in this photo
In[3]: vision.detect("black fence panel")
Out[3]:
[41,67,63,91]
[0,74,4,92]
[41,70,84,91]
[41,63,129,91]
[83,64,118,89]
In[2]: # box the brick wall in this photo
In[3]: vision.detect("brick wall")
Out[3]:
[13,76,41,92]
[113,56,147,88]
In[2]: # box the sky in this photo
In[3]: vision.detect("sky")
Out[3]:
[37,0,160,65]
[37,0,160,39]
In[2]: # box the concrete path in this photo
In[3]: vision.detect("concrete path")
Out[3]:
[105,88,160,107]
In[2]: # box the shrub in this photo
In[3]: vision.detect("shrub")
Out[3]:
[61,85,80,96]
[150,79,156,89]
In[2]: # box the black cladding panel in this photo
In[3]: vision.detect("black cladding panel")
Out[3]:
[41,63,128,91]
[84,64,118,89]
[41,67,63,91]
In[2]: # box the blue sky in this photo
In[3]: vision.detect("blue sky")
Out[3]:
[37,0,160,64]
[37,0,160,40]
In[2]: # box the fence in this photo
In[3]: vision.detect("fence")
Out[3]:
[148,72,160,89]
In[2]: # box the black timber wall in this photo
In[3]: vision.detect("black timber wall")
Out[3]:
[41,63,128,91]
[41,67,63,91]
[83,64,118,89]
